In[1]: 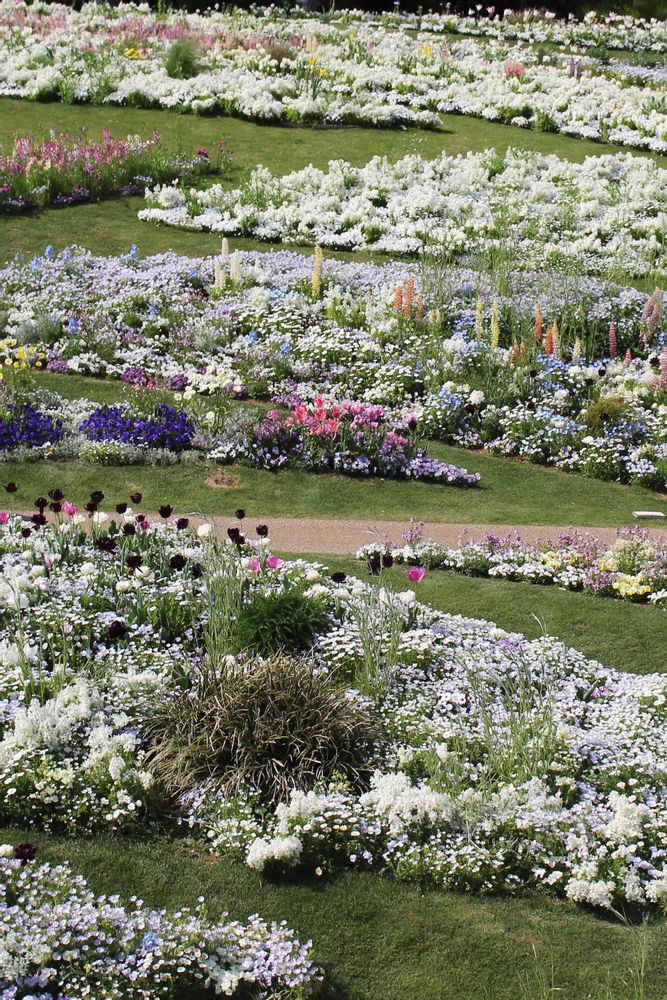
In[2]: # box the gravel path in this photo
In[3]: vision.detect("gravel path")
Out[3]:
[178,515,667,554]
[19,511,667,554]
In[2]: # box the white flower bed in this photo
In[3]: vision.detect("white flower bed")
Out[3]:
[140,147,667,278]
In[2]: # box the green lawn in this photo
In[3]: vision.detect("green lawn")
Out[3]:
[302,554,667,675]
[3,447,665,526]
[2,827,665,1000]
[2,97,666,262]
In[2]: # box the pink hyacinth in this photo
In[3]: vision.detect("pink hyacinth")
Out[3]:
[406,566,426,583]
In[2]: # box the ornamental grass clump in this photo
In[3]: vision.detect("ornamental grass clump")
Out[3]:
[165,39,200,79]
[146,653,383,804]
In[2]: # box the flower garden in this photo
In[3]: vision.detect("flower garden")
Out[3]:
[1,3,667,999]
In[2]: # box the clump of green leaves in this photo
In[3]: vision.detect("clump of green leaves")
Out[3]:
[233,589,329,656]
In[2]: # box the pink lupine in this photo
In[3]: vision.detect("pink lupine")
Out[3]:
[661,348,667,387]
[624,348,632,367]
[608,322,617,359]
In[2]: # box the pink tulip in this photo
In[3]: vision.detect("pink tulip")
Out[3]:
[247,558,262,573]
[0,512,9,525]
[266,555,282,569]
[62,501,77,515]
[406,566,426,583]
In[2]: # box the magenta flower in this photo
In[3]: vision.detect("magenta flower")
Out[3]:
[406,566,426,583]
[266,555,282,569]
[247,558,262,573]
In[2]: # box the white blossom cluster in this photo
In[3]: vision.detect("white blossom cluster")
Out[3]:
[141,148,667,278]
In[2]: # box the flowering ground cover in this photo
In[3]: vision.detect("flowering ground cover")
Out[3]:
[142,148,667,279]
[1,246,665,495]
[1,500,667,999]
[359,525,667,606]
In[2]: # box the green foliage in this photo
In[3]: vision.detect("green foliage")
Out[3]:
[146,653,382,803]
[583,394,631,434]
[165,40,199,80]
[233,589,329,655]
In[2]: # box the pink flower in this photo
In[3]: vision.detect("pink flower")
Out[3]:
[247,558,262,573]
[62,501,77,516]
[0,512,9,525]
[406,566,426,583]
[266,555,282,569]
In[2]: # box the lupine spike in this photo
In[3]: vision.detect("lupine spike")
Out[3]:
[534,304,543,342]
[394,285,403,312]
[311,245,323,299]
[572,337,582,360]
[608,321,617,359]
[624,348,632,367]
[404,277,415,318]
[490,300,500,350]
[475,296,484,341]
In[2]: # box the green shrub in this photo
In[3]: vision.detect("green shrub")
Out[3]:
[233,589,329,655]
[165,39,199,80]
[146,653,383,803]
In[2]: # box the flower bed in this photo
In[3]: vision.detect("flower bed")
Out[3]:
[0,498,667,915]
[0,246,665,491]
[211,399,479,484]
[0,849,321,998]
[358,526,667,605]
[0,128,228,214]
[141,148,667,277]
[3,4,667,149]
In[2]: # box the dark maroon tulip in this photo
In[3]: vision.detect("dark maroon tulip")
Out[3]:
[14,842,37,865]
[4,482,18,494]
[331,571,347,583]
[116,503,128,515]
[176,517,189,530]
[126,552,142,569]
[158,505,173,519]
[106,620,127,642]
[256,524,269,537]
[48,488,64,502]
[234,508,246,520]
[130,492,143,504]
[170,553,187,571]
